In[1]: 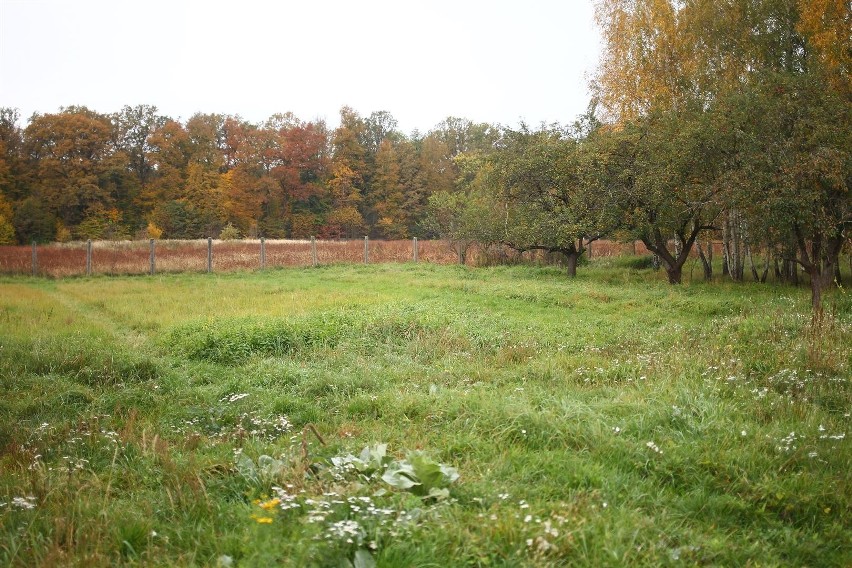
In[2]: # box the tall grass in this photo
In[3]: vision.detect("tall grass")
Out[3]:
[1,263,849,566]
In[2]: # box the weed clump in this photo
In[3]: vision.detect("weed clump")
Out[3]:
[164,313,351,364]
[163,304,454,364]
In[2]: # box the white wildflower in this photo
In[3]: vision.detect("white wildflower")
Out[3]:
[12,496,36,510]
[221,393,250,403]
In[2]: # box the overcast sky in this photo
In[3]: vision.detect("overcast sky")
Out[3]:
[0,0,601,134]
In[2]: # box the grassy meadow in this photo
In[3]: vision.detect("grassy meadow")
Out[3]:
[0,260,849,566]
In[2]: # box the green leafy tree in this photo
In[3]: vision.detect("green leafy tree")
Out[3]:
[186,113,227,171]
[114,105,165,223]
[396,137,428,236]
[425,190,491,264]
[492,125,617,277]
[115,105,164,188]
[0,190,15,244]
[589,0,852,296]
[431,117,500,158]
[587,109,725,284]
[415,135,455,201]
[425,149,501,264]
[0,217,14,244]
[76,205,125,240]
[0,108,27,206]
[725,72,851,310]
[12,196,56,243]
[364,111,400,155]
[150,200,203,239]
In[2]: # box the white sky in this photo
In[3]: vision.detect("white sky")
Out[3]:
[0,0,601,134]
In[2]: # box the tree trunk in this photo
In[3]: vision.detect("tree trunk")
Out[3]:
[456,243,466,265]
[696,240,712,281]
[723,209,745,281]
[793,228,844,315]
[566,251,579,277]
[821,237,843,290]
[808,265,823,315]
[734,220,744,280]
[747,244,759,281]
[722,215,730,277]
[735,212,745,280]
[642,224,703,286]
[781,257,798,285]
[666,265,683,284]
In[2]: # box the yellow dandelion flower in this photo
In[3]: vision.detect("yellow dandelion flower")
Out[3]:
[259,498,281,511]
[255,517,273,524]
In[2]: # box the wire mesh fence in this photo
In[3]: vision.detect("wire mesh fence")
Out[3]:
[0,238,660,278]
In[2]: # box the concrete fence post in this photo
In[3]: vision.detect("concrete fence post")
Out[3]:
[86,240,92,276]
[149,239,155,275]
[207,237,213,273]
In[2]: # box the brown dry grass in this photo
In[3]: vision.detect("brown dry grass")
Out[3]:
[0,239,666,277]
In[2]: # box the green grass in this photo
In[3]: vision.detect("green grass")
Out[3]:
[0,262,849,566]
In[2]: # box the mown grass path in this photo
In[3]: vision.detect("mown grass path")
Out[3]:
[1,263,849,566]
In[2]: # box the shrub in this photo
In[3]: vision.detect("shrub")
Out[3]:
[0,215,15,244]
[622,255,656,270]
[219,222,241,240]
[55,222,72,243]
[146,221,163,240]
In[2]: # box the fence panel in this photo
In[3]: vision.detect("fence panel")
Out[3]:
[0,239,656,277]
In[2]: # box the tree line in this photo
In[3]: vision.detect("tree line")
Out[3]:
[0,0,848,311]
[0,106,499,245]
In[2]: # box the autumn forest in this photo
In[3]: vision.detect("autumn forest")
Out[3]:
[0,104,481,243]
[0,0,849,310]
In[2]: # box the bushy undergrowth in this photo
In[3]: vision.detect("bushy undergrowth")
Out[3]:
[0,264,849,566]
[163,304,455,365]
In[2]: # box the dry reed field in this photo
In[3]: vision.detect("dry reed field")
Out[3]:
[0,238,661,277]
